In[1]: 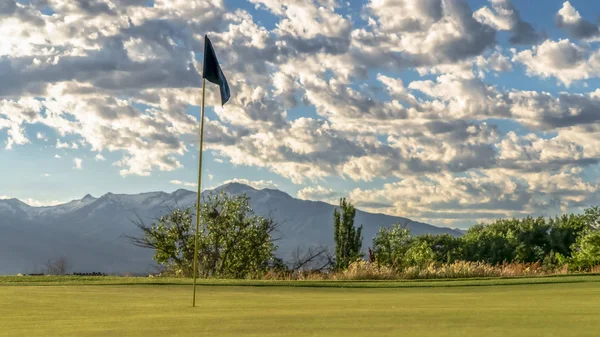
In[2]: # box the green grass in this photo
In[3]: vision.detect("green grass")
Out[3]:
[1,277,600,336]
[2,273,600,287]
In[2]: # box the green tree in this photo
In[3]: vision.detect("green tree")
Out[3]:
[547,213,589,257]
[412,234,464,263]
[372,224,412,268]
[127,207,196,276]
[461,221,516,264]
[584,206,600,230]
[127,192,278,278]
[333,198,363,270]
[570,231,600,271]
[403,240,436,269]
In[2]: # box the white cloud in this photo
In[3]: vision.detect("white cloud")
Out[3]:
[170,180,196,187]
[556,1,600,40]
[20,198,66,207]
[513,39,600,86]
[297,185,338,203]
[222,178,278,190]
[73,158,83,169]
[56,139,79,150]
[476,50,513,74]
[95,154,106,161]
[349,170,600,227]
[54,154,61,159]
[250,0,351,39]
[2,0,600,226]
[0,195,65,207]
[474,0,543,44]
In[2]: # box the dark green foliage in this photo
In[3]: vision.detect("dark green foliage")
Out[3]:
[127,207,196,276]
[333,198,363,270]
[461,217,549,264]
[547,214,590,257]
[128,192,277,278]
[372,227,458,269]
[412,234,464,263]
[461,213,591,265]
[372,206,600,270]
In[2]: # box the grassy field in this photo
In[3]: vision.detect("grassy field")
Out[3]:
[1,276,600,337]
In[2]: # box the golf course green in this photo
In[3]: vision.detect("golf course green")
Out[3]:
[1,276,599,337]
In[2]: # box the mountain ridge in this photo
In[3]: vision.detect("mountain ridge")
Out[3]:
[0,183,462,275]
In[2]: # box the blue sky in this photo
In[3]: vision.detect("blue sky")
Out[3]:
[2,0,600,228]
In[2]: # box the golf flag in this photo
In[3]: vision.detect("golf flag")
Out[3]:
[203,35,230,106]
[192,34,231,307]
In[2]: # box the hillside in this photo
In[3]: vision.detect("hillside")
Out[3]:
[0,183,462,275]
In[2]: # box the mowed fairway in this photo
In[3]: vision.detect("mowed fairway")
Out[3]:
[1,278,600,337]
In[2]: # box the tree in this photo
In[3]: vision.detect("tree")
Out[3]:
[127,207,196,276]
[570,231,600,271]
[196,192,279,278]
[584,206,600,230]
[412,234,464,263]
[333,198,363,270]
[45,256,70,275]
[127,192,278,278]
[461,217,550,264]
[372,224,412,268]
[289,246,335,273]
[547,213,589,257]
[403,240,436,269]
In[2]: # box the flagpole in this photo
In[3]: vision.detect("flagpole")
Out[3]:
[192,77,207,307]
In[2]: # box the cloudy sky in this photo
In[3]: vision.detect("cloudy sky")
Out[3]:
[2,0,600,228]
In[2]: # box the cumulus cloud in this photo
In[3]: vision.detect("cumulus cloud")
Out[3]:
[170,180,196,187]
[350,170,599,227]
[297,185,338,203]
[556,1,600,40]
[476,50,513,74]
[512,39,600,86]
[474,0,544,45]
[73,157,83,169]
[2,0,600,226]
[358,0,496,66]
[222,178,278,190]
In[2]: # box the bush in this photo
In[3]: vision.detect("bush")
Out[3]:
[570,231,600,271]
[127,191,278,279]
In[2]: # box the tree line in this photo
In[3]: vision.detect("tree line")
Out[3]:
[127,191,600,278]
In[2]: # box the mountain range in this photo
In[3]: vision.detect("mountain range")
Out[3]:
[0,183,462,275]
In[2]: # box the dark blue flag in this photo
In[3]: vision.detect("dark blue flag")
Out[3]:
[203,35,230,106]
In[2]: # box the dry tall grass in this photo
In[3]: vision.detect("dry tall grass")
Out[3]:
[263,260,577,281]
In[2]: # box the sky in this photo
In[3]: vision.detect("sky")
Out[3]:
[1,0,600,228]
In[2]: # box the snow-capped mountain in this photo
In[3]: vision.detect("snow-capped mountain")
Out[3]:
[0,183,462,275]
